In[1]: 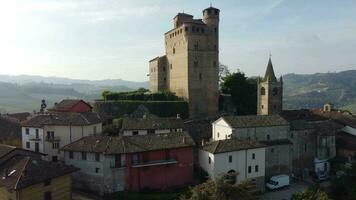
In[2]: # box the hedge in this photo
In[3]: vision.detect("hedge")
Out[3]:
[102,89,183,101]
[93,100,189,119]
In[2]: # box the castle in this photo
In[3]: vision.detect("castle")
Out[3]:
[149,7,220,117]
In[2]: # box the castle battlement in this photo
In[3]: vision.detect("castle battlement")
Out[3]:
[149,7,220,117]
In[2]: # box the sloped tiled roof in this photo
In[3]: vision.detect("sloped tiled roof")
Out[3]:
[21,112,102,127]
[62,132,195,154]
[281,110,328,122]
[122,117,184,130]
[202,139,265,154]
[221,115,289,128]
[0,144,16,158]
[311,109,356,128]
[0,116,21,140]
[0,155,77,190]
[50,99,92,112]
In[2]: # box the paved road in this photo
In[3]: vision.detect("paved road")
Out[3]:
[262,182,310,200]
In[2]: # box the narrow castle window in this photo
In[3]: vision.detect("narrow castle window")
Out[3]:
[272,88,278,96]
[199,73,202,81]
[260,87,266,95]
[194,61,198,68]
[180,29,182,34]
[215,10,218,15]
[163,66,166,71]
[173,48,175,54]
[213,61,216,68]
[170,64,172,70]
[214,28,217,33]
[185,27,188,32]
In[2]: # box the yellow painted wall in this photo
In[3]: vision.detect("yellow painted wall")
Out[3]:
[0,174,72,200]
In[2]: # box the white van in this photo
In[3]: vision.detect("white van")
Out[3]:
[266,174,290,190]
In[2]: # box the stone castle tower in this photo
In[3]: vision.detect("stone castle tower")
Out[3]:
[257,57,283,115]
[149,7,220,117]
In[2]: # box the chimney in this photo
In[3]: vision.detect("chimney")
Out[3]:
[176,114,180,119]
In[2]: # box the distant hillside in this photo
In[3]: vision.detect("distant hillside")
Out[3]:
[283,70,356,112]
[0,75,149,113]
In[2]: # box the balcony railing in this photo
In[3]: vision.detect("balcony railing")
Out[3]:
[46,136,60,142]
[132,159,178,168]
[29,136,41,141]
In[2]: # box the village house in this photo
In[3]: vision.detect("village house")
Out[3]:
[121,117,185,136]
[21,112,102,161]
[47,99,93,113]
[62,132,195,195]
[199,139,266,192]
[0,154,77,200]
[212,115,292,178]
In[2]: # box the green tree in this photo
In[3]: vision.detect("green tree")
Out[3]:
[331,163,356,200]
[180,174,257,200]
[221,71,257,115]
[219,63,231,86]
[292,189,328,200]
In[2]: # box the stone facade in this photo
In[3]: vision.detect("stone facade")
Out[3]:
[149,7,220,117]
[257,58,283,115]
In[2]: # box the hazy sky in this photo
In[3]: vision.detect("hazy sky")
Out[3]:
[0,0,355,81]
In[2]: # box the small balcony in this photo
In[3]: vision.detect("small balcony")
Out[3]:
[46,136,60,142]
[132,159,178,168]
[29,136,41,141]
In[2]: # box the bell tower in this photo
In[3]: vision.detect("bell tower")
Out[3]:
[257,57,283,115]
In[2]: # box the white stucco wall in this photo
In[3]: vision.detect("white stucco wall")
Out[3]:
[199,147,265,183]
[212,118,233,141]
[22,127,44,153]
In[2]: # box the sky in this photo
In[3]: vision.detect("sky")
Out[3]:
[0,0,355,81]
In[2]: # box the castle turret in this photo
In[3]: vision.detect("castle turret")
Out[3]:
[203,7,220,27]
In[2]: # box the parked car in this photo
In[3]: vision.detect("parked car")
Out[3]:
[266,174,290,190]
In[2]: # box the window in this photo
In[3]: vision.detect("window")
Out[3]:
[255,165,259,172]
[52,142,59,149]
[194,61,198,68]
[47,131,54,140]
[267,134,270,140]
[44,179,51,186]
[26,142,30,149]
[214,45,217,51]
[115,154,126,168]
[229,155,232,163]
[271,148,274,153]
[192,26,195,32]
[261,105,264,109]
[44,191,52,200]
[132,131,139,136]
[25,128,29,135]
[185,27,188,32]
[214,28,217,33]
[260,87,266,95]
[173,47,175,54]
[82,152,87,160]
[35,142,39,152]
[95,167,100,173]
[95,153,100,162]
[304,144,307,152]
[208,157,211,164]
[252,153,255,159]
[272,88,278,96]
[132,153,139,165]
[170,64,172,70]
[35,129,39,138]
[69,151,74,159]
[291,132,294,138]
[217,132,220,138]
[248,166,251,173]
[199,73,202,81]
